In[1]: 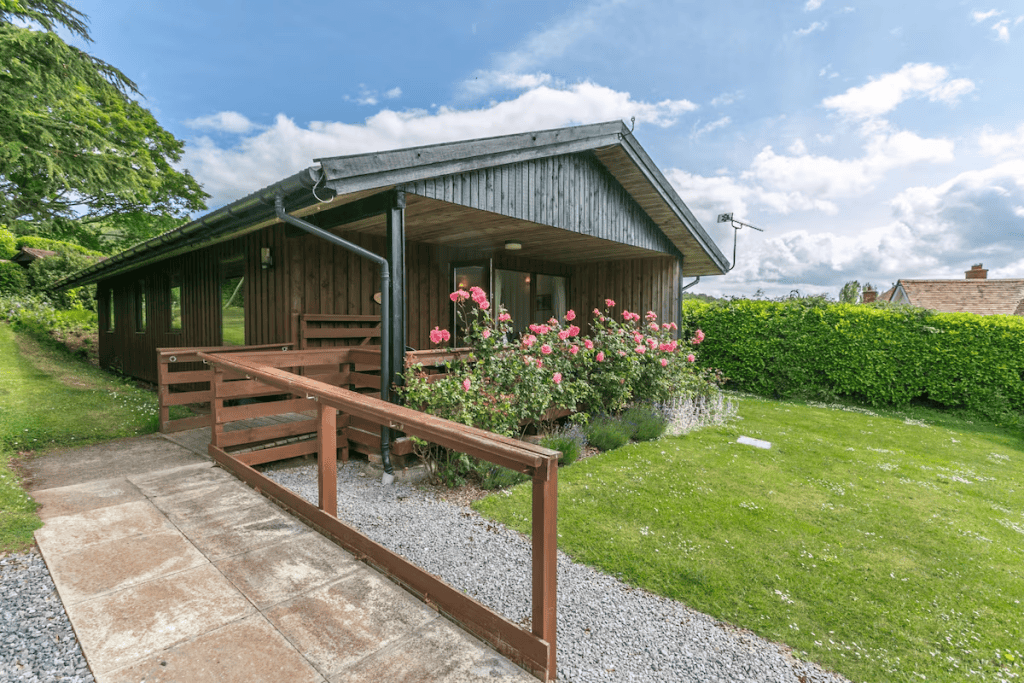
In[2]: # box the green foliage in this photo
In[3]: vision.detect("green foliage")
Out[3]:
[0,294,97,343]
[26,251,96,308]
[479,465,529,490]
[540,424,587,466]
[681,298,1024,424]
[0,1,207,226]
[15,235,105,258]
[0,261,28,295]
[839,280,860,304]
[620,403,669,441]
[0,224,15,259]
[584,415,631,451]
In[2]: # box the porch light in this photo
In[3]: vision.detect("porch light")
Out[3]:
[260,247,273,269]
[504,240,522,251]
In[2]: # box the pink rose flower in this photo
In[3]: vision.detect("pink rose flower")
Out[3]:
[647,337,657,349]
[633,333,644,344]
[649,322,659,332]
[565,310,576,321]
[687,354,696,363]
[429,327,450,344]
[584,339,594,350]
[522,334,537,348]
[449,292,460,303]
[592,308,601,316]
[660,358,669,367]
[662,323,671,331]
[552,372,562,384]
[498,312,511,322]
[540,344,553,355]
[623,310,633,320]
[635,345,646,354]
[558,330,570,341]
[599,315,606,322]
[536,359,543,368]
[596,351,605,362]
[568,325,580,337]
[694,329,705,344]
[479,300,490,310]
[570,345,579,355]
[482,329,492,339]
[646,311,657,321]
[462,378,471,391]
[605,299,616,307]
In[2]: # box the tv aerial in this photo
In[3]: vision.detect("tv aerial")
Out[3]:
[717,213,764,272]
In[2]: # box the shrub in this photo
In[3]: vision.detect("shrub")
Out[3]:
[15,236,106,258]
[0,262,29,296]
[585,416,630,452]
[620,403,668,441]
[541,423,587,466]
[0,226,15,260]
[479,465,529,490]
[26,252,98,309]
[681,298,1024,422]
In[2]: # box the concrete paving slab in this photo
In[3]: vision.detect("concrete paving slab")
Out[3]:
[265,564,438,676]
[128,461,226,498]
[149,478,268,527]
[169,498,309,562]
[330,618,534,683]
[215,532,360,610]
[34,499,175,556]
[43,529,208,605]
[64,563,254,675]
[30,476,145,520]
[100,614,325,683]
[22,434,207,491]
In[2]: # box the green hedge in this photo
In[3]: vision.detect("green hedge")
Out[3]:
[15,236,106,258]
[0,262,29,295]
[0,227,15,260]
[681,298,1024,418]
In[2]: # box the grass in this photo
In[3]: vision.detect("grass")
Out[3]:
[0,322,163,552]
[475,395,1024,683]
[222,307,245,345]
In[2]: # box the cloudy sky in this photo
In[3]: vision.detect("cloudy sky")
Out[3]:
[70,0,1023,298]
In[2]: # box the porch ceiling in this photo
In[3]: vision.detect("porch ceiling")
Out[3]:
[308,194,663,265]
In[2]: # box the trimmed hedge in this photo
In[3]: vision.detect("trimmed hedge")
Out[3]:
[15,236,106,258]
[681,298,1024,418]
[0,262,29,295]
[0,227,15,260]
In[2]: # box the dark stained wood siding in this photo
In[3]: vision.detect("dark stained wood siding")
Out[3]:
[403,152,679,258]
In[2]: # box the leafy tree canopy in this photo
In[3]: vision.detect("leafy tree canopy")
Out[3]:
[0,0,207,250]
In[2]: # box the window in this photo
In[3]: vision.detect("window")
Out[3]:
[494,268,567,336]
[221,254,245,346]
[169,271,182,333]
[106,288,115,332]
[135,281,146,333]
[452,263,489,346]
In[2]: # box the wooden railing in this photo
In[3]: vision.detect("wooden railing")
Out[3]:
[199,349,560,682]
[296,313,381,349]
[156,343,294,433]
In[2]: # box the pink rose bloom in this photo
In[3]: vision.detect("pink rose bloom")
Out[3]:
[529,324,540,334]
[596,351,605,362]
[522,334,537,348]
[660,358,669,367]
[662,323,671,331]
[599,315,606,322]
[536,359,543,368]
[592,308,601,316]
[605,299,616,307]
[462,378,472,391]
[646,311,657,321]
[540,344,553,355]
[449,292,460,302]
[548,317,557,325]
[687,354,696,363]
[552,372,562,384]
[635,345,646,354]
[647,337,657,349]
[669,322,678,331]
[498,312,511,322]
[558,330,570,341]
[568,325,580,337]
[565,310,576,321]
[584,339,594,350]
[618,350,627,357]
[429,327,449,344]
[633,312,642,322]
[570,345,579,355]
[623,310,633,320]
[649,322,659,332]
[694,329,705,344]
[482,329,492,339]
[470,286,486,305]
[633,333,644,344]
[479,301,490,310]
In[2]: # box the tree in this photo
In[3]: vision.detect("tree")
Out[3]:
[0,0,207,245]
[839,280,860,304]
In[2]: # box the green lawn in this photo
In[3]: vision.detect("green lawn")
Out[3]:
[0,323,163,551]
[475,396,1024,683]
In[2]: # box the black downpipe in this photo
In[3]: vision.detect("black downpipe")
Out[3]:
[274,195,395,477]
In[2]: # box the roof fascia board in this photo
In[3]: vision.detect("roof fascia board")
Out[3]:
[615,130,729,274]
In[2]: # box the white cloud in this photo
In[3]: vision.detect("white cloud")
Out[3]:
[462,71,553,94]
[184,82,698,207]
[804,0,823,11]
[690,116,731,140]
[822,63,975,120]
[794,21,827,36]
[972,9,1000,22]
[384,87,402,99]
[184,111,258,134]
[979,124,1024,156]
[710,91,743,107]
[992,19,1011,41]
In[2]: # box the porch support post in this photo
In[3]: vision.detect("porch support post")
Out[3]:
[532,456,558,680]
[317,403,338,517]
[385,190,407,401]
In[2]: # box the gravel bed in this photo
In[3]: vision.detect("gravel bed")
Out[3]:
[265,463,852,683]
[0,549,95,683]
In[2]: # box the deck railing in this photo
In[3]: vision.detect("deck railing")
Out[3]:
[198,349,559,682]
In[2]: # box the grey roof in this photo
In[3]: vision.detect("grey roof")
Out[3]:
[56,121,728,289]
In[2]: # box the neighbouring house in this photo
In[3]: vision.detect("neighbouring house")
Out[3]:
[868,264,1024,316]
[12,246,57,267]
[55,120,729,385]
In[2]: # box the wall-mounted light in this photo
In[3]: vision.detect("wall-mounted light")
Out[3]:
[260,247,273,270]
[504,240,522,251]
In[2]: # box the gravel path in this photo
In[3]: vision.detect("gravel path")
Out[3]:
[0,550,94,683]
[265,464,853,683]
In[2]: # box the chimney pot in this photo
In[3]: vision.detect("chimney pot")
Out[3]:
[862,288,877,303]
[965,264,988,280]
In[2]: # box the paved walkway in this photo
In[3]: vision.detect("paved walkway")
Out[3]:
[25,435,534,683]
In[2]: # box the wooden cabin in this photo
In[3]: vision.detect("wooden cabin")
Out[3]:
[57,121,728,386]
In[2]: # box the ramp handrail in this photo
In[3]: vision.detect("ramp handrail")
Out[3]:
[199,350,559,682]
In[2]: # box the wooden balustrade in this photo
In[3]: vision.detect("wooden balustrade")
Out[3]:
[200,349,560,682]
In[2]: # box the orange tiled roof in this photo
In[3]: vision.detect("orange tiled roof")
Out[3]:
[897,279,1024,316]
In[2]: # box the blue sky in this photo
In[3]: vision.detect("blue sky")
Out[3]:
[69,0,1024,298]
